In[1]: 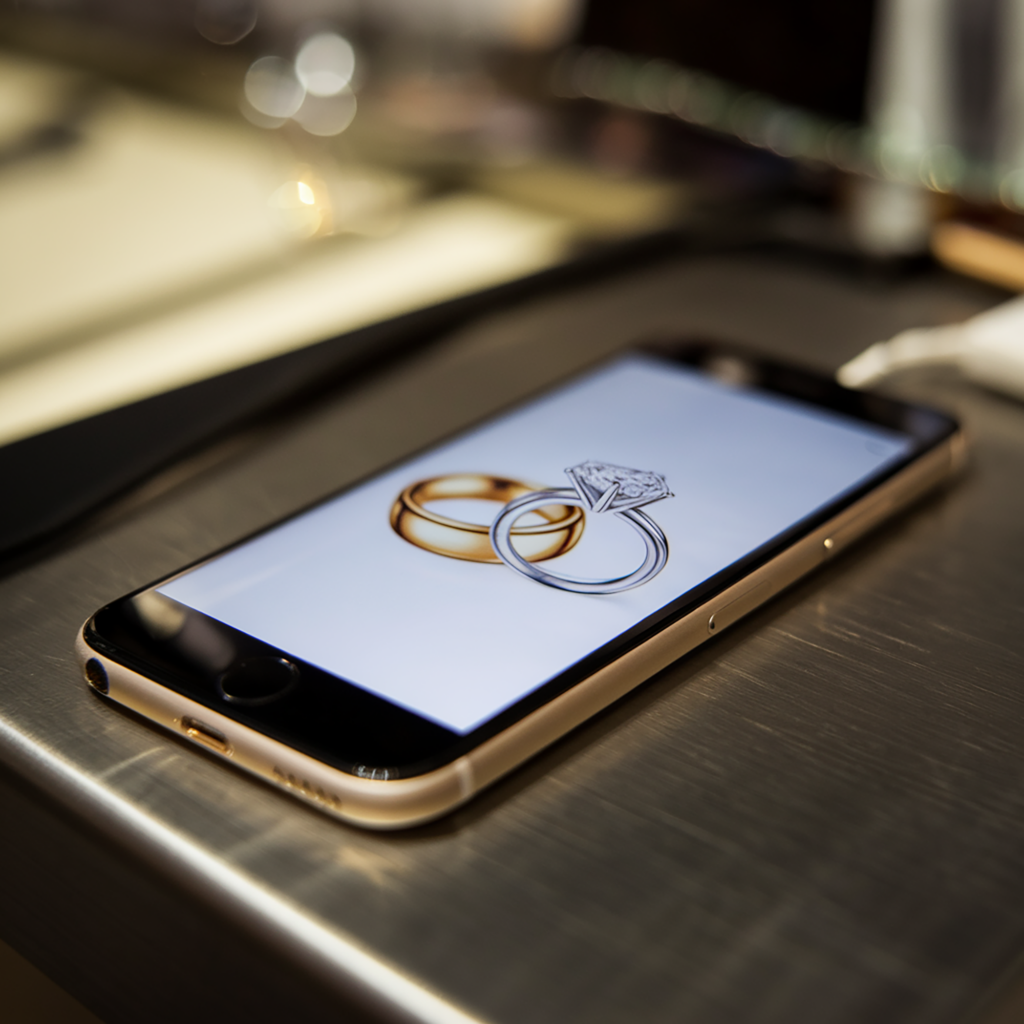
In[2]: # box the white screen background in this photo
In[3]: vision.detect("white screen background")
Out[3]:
[161,356,911,733]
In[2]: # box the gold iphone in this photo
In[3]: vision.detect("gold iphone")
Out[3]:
[77,341,963,828]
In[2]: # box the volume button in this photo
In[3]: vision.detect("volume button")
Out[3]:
[708,580,772,634]
[823,497,895,557]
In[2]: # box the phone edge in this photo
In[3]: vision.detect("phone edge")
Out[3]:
[76,429,965,830]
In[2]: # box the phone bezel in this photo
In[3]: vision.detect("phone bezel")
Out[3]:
[83,339,959,780]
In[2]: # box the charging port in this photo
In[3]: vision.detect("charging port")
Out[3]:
[181,716,231,754]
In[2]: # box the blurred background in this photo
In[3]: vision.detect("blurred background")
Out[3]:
[5,0,1024,451]
[2,0,1023,1018]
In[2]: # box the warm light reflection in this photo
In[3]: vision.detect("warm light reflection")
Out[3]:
[0,194,571,447]
[295,32,356,97]
[269,180,324,237]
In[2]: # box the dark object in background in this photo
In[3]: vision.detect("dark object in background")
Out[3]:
[579,0,878,123]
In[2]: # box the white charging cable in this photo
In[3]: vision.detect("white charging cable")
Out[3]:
[837,294,1024,400]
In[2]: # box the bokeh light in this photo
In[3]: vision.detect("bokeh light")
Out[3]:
[293,89,358,137]
[244,56,305,119]
[295,33,356,98]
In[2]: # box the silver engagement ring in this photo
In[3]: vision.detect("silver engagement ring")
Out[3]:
[489,460,673,594]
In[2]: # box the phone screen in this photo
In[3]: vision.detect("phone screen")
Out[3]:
[155,353,917,736]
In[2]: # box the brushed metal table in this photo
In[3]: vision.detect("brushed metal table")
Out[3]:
[2,247,1023,1024]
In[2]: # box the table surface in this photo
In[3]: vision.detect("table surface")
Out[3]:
[2,246,1023,1024]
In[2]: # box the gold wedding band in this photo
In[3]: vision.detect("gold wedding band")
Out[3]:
[390,473,585,563]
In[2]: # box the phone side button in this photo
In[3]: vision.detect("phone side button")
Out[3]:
[823,498,895,557]
[708,580,772,635]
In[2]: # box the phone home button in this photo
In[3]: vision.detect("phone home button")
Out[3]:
[218,657,299,706]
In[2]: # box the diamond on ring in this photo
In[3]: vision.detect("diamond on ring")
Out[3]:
[565,460,672,513]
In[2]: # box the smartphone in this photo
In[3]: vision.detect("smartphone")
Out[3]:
[77,341,964,829]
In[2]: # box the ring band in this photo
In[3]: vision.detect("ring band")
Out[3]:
[390,473,585,563]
